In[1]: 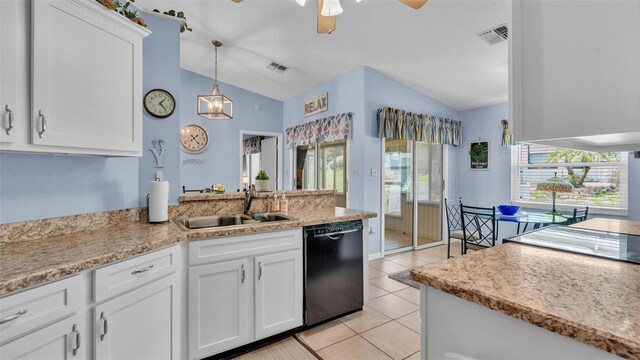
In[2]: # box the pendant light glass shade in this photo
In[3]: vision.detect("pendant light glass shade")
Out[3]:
[197,40,233,120]
[321,0,343,16]
[295,0,306,6]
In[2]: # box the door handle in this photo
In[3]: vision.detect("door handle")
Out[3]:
[131,264,154,275]
[0,309,27,324]
[258,262,262,280]
[100,312,108,341]
[37,110,46,138]
[241,264,245,284]
[4,105,14,135]
[72,324,81,356]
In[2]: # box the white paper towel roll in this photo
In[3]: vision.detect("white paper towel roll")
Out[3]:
[148,180,169,223]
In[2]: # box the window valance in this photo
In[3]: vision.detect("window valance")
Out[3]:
[243,136,263,155]
[286,112,352,148]
[377,107,462,146]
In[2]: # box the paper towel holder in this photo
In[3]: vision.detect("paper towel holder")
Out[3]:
[147,178,169,224]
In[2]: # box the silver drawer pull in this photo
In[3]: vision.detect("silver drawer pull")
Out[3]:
[131,264,154,275]
[4,105,14,135]
[0,309,27,324]
[38,110,46,138]
[72,324,81,356]
[100,312,108,341]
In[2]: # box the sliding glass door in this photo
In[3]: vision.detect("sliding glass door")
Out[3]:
[383,140,443,253]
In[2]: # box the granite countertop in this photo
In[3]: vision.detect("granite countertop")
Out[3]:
[411,243,640,359]
[0,207,376,296]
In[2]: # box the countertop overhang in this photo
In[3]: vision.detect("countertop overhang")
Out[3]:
[0,207,376,296]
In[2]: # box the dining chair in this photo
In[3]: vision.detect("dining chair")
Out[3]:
[444,198,463,258]
[569,207,589,224]
[460,204,498,255]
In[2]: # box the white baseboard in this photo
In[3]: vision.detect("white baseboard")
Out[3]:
[368,252,383,261]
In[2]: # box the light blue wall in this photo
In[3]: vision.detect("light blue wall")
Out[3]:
[455,104,510,207]
[0,154,139,223]
[283,66,462,255]
[139,14,181,206]
[179,69,284,192]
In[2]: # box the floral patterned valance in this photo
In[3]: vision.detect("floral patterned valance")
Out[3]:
[377,107,462,146]
[286,112,352,148]
[243,136,263,155]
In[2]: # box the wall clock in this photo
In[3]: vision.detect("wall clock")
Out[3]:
[144,89,176,118]
[180,124,209,154]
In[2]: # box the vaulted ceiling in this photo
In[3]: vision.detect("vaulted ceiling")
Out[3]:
[136,0,509,110]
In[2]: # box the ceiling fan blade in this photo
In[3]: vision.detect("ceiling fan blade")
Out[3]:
[317,0,336,34]
[399,0,428,9]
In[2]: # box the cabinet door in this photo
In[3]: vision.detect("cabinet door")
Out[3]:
[0,0,29,144]
[254,250,303,340]
[0,314,83,360]
[31,0,142,154]
[94,274,178,360]
[188,259,250,359]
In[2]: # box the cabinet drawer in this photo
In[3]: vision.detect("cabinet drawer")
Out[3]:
[0,275,81,344]
[189,229,302,266]
[94,246,178,302]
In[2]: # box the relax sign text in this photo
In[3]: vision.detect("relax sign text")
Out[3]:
[304,93,328,117]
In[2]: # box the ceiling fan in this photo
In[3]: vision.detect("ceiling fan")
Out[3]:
[230,0,429,34]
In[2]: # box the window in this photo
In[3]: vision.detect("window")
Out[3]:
[295,145,315,190]
[511,144,628,213]
[320,141,346,194]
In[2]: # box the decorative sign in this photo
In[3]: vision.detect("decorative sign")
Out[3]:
[149,139,166,168]
[469,141,490,170]
[304,93,328,117]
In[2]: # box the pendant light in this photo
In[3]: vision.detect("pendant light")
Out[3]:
[321,0,343,16]
[197,40,233,120]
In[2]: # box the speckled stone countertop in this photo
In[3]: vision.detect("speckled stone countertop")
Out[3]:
[410,243,640,359]
[0,207,376,296]
[570,218,640,236]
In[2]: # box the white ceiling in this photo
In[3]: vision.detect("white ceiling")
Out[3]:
[136,0,509,111]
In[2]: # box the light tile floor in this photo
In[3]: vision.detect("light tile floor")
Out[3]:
[233,243,459,360]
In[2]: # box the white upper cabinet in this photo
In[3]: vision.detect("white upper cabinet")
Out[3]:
[1,0,150,156]
[0,0,29,145]
[510,0,640,151]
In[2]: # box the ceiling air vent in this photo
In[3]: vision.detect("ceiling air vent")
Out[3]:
[477,23,508,45]
[267,62,288,73]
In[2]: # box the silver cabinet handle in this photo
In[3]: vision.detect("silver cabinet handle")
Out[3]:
[100,312,108,341]
[4,105,13,135]
[72,324,81,356]
[0,309,27,324]
[241,264,245,284]
[38,110,46,138]
[131,264,154,275]
[258,262,262,280]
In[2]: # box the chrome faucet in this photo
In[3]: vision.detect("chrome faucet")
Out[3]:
[244,185,256,215]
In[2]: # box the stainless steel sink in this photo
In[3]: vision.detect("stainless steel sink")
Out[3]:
[174,213,293,231]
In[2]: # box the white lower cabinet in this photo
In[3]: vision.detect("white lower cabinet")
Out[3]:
[0,314,83,360]
[188,259,250,358]
[188,229,303,360]
[94,271,179,360]
[254,251,302,340]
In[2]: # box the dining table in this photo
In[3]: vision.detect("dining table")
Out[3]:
[497,211,569,234]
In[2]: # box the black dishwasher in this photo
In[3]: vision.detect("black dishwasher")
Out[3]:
[304,220,364,326]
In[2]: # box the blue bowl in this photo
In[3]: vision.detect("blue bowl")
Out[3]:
[497,205,520,216]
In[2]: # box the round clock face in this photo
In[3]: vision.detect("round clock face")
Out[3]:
[144,89,176,118]
[180,124,209,154]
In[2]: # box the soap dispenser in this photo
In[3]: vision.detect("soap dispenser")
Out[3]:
[279,192,288,212]
[271,193,280,212]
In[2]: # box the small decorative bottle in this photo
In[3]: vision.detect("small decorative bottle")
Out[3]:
[271,193,280,212]
[279,192,288,212]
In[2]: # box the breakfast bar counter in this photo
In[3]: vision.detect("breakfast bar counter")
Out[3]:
[411,240,640,359]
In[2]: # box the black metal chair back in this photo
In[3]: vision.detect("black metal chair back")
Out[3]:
[460,204,498,254]
[570,207,589,224]
[444,198,462,258]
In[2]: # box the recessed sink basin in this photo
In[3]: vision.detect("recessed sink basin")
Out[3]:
[174,213,293,231]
